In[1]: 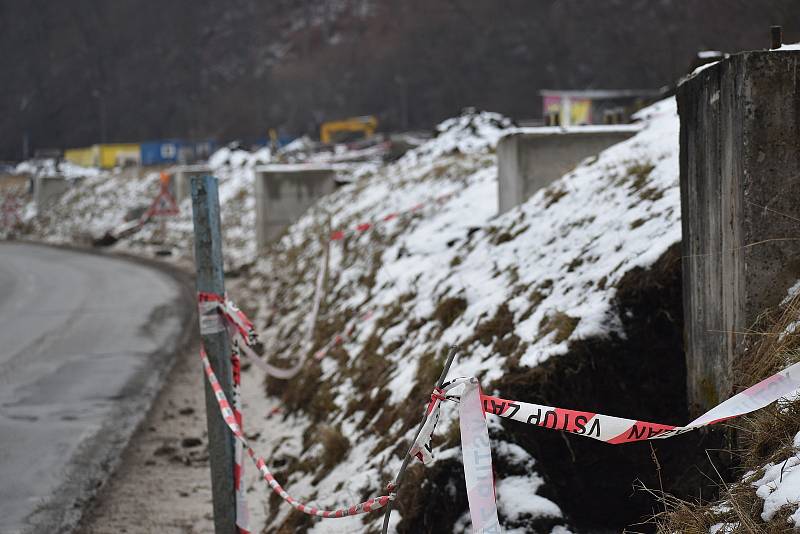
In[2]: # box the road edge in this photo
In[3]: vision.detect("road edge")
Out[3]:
[10,242,199,534]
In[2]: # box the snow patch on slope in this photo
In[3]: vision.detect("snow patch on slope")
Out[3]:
[11,101,683,532]
[242,101,681,531]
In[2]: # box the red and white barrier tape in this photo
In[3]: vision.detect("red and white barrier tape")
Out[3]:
[202,290,800,531]
[480,361,800,444]
[411,365,800,532]
[231,340,250,532]
[199,239,328,380]
[200,346,394,519]
[1,195,22,228]
[198,294,251,532]
[329,190,457,241]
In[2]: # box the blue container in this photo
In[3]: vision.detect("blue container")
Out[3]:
[140,139,218,166]
[140,140,182,166]
[193,140,216,159]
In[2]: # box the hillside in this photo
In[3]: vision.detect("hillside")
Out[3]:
[231,99,692,533]
[9,98,743,532]
[4,1,800,160]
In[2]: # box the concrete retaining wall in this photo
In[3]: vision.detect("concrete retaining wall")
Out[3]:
[677,50,800,414]
[497,126,638,214]
[172,165,211,203]
[254,164,338,248]
[33,176,74,209]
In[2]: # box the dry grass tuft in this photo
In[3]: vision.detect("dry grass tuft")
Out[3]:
[543,186,568,208]
[318,426,350,470]
[656,292,800,533]
[538,311,579,344]
[433,296,468,329]
[625,160,656,191]
[471,303,515,346]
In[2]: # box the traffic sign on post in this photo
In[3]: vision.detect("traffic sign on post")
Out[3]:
[145,171,179,219]
[190,175,238,534]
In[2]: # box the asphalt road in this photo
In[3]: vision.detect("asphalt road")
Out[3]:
[0,243,194,534]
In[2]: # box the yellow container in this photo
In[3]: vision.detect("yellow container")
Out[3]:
[64,147,95,167]
[96,144,140,169]
[64,144,140,169]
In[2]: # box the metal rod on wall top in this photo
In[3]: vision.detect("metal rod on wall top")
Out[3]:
[771,25,783,50]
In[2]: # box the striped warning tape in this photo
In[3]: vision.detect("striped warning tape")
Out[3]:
[408,367,800,532]
[1,194,22,228]
[202,291,800,531]
[329,190,458,241]
[480,361,800,443]
[199,292,250,533]
[200,346,395,518]
[199,236,328,380]
[231,337,250,533]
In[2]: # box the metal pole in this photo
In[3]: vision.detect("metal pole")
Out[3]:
[771,25,783,50]
[190,175,237,534]
[380,345,460,534]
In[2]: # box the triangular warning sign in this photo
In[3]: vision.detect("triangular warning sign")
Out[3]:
[149,188,179,216]
[145,172,179,219]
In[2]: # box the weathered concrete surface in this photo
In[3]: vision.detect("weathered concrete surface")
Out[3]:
[497,126,639,213]
[0,243,194,533]
[678,50,800,415]
[33,175,74,209]
[172,165,211,203]
[254,164,338,247]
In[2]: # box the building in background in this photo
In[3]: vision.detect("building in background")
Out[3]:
[64,140,216,169]
[541,89,664,127]
[64,144,140,169]
[139,140,216,166]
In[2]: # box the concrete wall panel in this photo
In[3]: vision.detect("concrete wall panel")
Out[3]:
[33,176,74,209]
[497,127,638,214]
[254,165,337,248]
[172,165,211,203]
[678,50,800,414]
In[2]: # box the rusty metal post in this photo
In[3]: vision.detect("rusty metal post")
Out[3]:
[771,25,783,50]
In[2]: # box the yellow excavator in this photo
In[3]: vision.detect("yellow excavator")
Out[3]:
[320,115,378,144]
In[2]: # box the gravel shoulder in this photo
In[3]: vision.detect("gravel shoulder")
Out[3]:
[76,274,286,534]
[76,336,217,534]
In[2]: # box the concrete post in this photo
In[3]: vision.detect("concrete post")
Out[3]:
[173,165,211,203]
[497,127,639,214]
[677,50,800,415]
[33,176,75,210]
[254,164,338,248]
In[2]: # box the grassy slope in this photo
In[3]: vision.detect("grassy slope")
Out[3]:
[244,102,684,532]
[658,292,800,534]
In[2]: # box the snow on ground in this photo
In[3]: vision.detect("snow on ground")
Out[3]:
[8,100,682,532]
[231,100,681,531]
[705,430,800,533]
[752,435,800,525]
[18,147,272,268]
[15,158,102,179]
